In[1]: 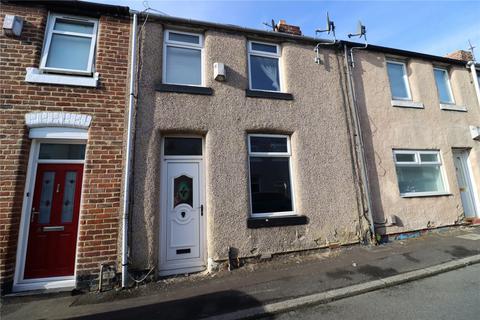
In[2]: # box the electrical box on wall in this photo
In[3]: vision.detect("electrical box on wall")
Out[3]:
[213,62,226,81]
[3,15,24,37]
[470,126,480,141]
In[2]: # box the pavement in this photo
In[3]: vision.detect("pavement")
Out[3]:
[1,226,480,320]
[270,263,480,320]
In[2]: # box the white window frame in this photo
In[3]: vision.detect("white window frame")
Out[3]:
[393,149,449,197]
[433,67,455,104]
[386,60,412,101]
[40,13,98,75]
[247,40,283,93]
[162,29,204,87]
[247,134,296,217]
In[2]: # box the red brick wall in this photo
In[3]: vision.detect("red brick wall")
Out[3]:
[0,4,130,293]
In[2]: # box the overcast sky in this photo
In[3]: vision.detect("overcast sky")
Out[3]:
[89,0,480,58]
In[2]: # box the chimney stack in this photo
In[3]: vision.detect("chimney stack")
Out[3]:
[276,20,302,36]
[445,50,474,62]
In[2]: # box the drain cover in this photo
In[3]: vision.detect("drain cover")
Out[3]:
[456,234,480,240]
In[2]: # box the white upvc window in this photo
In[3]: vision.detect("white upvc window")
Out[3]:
[433,67,455,104]
[248,134,295,217]
[248,41,282,92]
[163,30,203,86]
[386,60,411,100]
[393,150,448,197]
[40,13,98,75]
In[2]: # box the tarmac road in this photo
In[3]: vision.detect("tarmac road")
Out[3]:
[270,263,480,320]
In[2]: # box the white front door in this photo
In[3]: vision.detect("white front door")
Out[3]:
[160,160,205,275]
[453,150,479,218]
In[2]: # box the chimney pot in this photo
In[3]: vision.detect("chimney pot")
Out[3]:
[275,20,302,36]
[445,50,473,62]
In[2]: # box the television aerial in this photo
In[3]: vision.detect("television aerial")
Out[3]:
[468,39,476,61]
[263,19,277,32]
[314,12,337,64]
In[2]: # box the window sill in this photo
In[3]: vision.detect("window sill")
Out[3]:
[245,89,294,100]
[400,192,452,198]
[440,104,467,112]
[25,67,98,87]
[247,215,308,228]
[391,100,424,109]
[156,83,213,95]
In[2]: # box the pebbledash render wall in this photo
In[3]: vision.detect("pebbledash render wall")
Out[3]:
[352,49,480,235]
[130,19,368,271]
[0,3,130,292]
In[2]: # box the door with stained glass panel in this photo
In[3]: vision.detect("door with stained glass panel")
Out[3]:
[24,163,83,279]
[165,161,201,264]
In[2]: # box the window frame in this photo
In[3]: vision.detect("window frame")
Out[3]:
[162,29,204,87]
[40,13,99,76]
[386,60,412,101]
[433,67,455,104]
[393,149,449,197]
[247,134,296,217]
[247,40,283,93]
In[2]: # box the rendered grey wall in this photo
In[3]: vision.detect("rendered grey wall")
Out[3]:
[353,49,480,235]
[131,22,364,270]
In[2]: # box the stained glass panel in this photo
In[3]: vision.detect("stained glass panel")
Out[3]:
[39,171,55,224]
[61,171,77,223]
[174,175,193,207]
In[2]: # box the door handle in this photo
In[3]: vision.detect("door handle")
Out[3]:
[200,205,204,216]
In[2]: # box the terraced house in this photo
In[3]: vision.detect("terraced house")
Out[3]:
[1,0,479,295]
[129,16,369,277]
[0,0,132,293]
[350,47,480,236]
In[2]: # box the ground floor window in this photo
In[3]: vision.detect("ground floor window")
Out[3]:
[248,134,294,216]
[393,150,447,196]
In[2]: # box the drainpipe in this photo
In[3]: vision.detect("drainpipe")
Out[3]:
[122,12,137,289]
[467,61,480,107]
[343,43,375,243]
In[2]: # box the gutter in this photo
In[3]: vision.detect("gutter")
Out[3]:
[342,43,376,243]
[467,61,480,107]
[121,12,137,289]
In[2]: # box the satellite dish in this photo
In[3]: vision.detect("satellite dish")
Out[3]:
[316,12,336,37]
[348,20,367,39]
[326,12,335,35]
[357,20,366,37]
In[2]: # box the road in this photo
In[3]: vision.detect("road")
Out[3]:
[269,263,480,320]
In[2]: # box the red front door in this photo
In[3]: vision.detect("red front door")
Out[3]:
[24,164,84,279]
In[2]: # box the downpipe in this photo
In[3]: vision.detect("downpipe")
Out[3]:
[467,61,480,107]
[343,43,375,243]
[122,12,138,289]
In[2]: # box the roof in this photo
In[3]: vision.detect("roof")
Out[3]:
[142,12,468,67]
[1,0,130,17]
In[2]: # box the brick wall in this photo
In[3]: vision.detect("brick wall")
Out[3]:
[0,4,130,293]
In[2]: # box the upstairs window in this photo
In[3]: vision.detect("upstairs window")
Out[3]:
[393,150,447,197]
[40,14,98,75]
[248,135,294,216]
[248,41,282,92]
[433,67,455,104]
[386,60,411,100]
[163,30,203,86]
